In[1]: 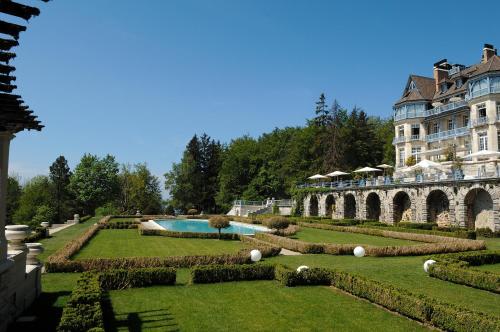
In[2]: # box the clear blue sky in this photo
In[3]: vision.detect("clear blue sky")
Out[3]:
[8,0,500,189]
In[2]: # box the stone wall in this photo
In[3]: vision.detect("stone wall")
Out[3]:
[302,179,500,231]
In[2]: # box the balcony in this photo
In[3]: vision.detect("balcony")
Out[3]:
[392,136,406,144]
[424,100,468,117]
[410,134,422,141]
[467,85,500,100]
[426,126,469,143]
[394,110,426,122]
[470,116,490,127]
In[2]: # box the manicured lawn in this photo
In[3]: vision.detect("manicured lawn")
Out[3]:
[292,227,422,246]
[107,281,429,332]
[38,216,100,262]
[73,229,248,259]
[265,254,500,316]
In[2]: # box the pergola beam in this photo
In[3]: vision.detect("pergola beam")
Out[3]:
[0,1,41,21]
[0,38,19,51]
[0,20,27,40]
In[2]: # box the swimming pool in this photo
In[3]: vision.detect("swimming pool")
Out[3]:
[154,219,269,235]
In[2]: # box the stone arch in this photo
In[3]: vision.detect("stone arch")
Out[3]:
[309,195,319,217]
[366,192,381,221]
[426,190,450,225]
[393,191,411,223]
[344,193,356,219]
[464,188,494,230]
[325,194,335,218]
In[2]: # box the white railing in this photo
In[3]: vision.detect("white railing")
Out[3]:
[392,136,406,144]
[394,110,426,122]
[410,134,421,141]
[468,86,500,100]
[424,100,468,117]
[426,126,469,142]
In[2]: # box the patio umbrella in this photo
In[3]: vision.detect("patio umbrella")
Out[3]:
[409,159,443,172]
[308,174,328,180]
[354,167,382,173]
[326,171,350,183]
[376,164,393,177]
[464,150,500,159]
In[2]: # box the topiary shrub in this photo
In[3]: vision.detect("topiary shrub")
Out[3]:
[263,216,290,231]
[190,264,275,284]
[187,208,198,215]
[208,216,230,238]
[32,205,56,226]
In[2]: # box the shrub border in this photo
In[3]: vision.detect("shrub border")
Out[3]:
[426,250,500,293]
[45,216,281,272]
[253,223,485,257]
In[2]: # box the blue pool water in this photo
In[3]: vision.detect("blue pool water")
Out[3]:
[154,219,268,235]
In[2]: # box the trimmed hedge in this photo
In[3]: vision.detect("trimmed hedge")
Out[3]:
[99,222,139,229]
[256,228,485,257]
[476,228,500,238]
[23,226,49,243]
[275,265,500,332]
[57,272,104,332]
[191,264,275,283]
[429,263,500,293]
[426,250,500,293]
[398,222,437,230]
[79,215,92,223]
[99,267,176,290]
[360,224,476,239]
[139,227,240,240]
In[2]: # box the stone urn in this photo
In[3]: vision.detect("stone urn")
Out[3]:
[40,222,50,228]
[74,214,80,223]
[26,243,44,265]
[5,225,30,251]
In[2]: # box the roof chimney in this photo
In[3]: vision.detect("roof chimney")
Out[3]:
[482,43,497,63]
[433,59,449,93]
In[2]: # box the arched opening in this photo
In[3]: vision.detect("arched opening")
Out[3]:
[344,194,356,219]
[366,193,381,221]
[426,190,450,225]
[325,195,335,218]
[393,191,411,223]
[464,189,493,230]
[309,195,319,217]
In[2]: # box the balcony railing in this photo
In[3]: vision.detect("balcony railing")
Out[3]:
[470,116,490,127]
[392,136,406,144]
[394,110,426,122]
[467,85,500,100]
[425,126,469,143]
[410,134,421,141]
[424,100,468,117]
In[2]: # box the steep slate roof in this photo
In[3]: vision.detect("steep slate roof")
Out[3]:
[471,55,500,77]
[0,1,48,133]
[394,75,435,106]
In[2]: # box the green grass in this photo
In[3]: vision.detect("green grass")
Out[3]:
[38,216,100,262]
[265,253,500,316]
[292,227,422,246]
[107,281,429,332]
[72,229,248,259]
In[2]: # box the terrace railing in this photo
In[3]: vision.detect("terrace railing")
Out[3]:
[470,116,490,127]
[425,126,469,143]
[424,100,468,117]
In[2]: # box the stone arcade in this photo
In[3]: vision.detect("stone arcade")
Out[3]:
[303,179,500,231]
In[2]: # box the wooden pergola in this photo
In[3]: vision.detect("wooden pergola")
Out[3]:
[0,0,49,134]
[0,0,49,262]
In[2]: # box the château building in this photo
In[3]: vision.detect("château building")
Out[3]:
[393,44,500,177]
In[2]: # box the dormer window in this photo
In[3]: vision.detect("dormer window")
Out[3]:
[408,81,416,91]
[456,78,463,88]
[440,83,448,93]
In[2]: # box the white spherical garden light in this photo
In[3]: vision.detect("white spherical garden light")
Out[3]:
[250,249,262,262]
[423,259,436,273]
[296,265,309,273]
[353,246,365,258]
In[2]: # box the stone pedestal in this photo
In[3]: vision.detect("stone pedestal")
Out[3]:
[26,243,44,265]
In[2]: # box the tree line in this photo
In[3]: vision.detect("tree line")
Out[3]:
[165,94,395,212]
[7,155,163,228]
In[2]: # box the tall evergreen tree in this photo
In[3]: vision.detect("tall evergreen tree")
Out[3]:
[49,156,73,223]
